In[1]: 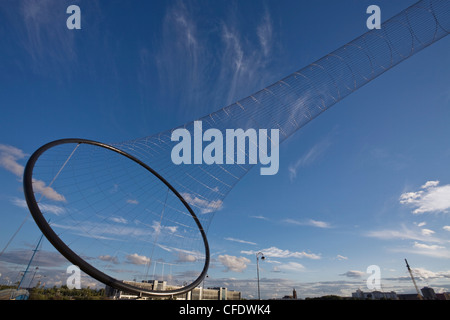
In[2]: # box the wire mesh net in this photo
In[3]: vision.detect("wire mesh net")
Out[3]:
[26,0,449,294]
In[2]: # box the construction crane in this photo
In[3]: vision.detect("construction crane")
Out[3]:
[405,259,423,300]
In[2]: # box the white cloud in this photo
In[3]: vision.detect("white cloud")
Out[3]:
[340,270,365,278]
[181,192,223,214]
[413,242,444,250]
[277,262,305,272]
[11,197,65,215]
[0,144,26,176]
[126,253,150,265]
[368,223,450,259]
[421,228,435,236]
[156,244,205,261]
[421,181,440,189]
[241,246,321,260]
[99,255,119,265]
[410,242,450,259]
[416,221,427,227]
[36,202,66,215]
[308,220,332,228]
[336,255,348,261]
[250,215,269,221]
[177,252,197,263]
[284,218,332,229]
[224,237,257,245]
[151,221,178,235]
[126,199,139,205]
[0,248,67,267]
[0,144,66,202]
[32,178,66,202]
[52,219,153,241]
[411,267,450,280]
[388,242,450,259]
[110,216,128,224]
[443,226,450,232]
[218,255,251,272]
[400,180,450,214]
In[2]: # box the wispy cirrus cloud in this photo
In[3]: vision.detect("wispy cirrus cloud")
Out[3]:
[7,0,78,78]
[366,224,443,243]
[154,0,207,116]
[366,223,450,259]
[283,218,332,229]
[217,6,277,106]
[224,237,257,246]
[390,242,450,259]
[288,136,332,181]
[151,1,279,119]
[250,215,269,221]
[257,7,274,58]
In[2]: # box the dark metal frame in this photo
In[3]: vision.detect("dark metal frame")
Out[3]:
[23,138,210,297]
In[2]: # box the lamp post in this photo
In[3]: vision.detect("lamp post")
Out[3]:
[256,252,265,300]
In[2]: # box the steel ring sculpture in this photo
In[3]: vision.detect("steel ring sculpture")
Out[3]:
[23,139,210,297]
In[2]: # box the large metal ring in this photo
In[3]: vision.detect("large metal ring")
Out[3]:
[23,138,210,297]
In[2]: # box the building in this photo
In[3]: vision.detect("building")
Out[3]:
[280,288,299,300]
[106,280,241,300]
[421,287,437,300]
[436,292,450,300]
[352,289,398,300]
[397,293,422,300]
[397,287,450,300]
[191,287,241,300]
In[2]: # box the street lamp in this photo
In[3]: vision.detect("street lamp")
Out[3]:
[256,252,265,300]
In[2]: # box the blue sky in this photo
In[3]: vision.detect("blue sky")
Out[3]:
[1,0,450,299]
